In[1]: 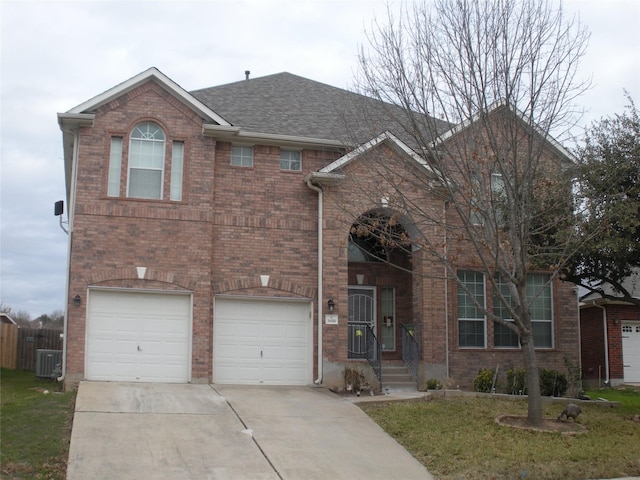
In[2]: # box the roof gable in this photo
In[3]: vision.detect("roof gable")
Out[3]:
[319,131,434,175]
[434,101,577,164]
[67,67,230,125]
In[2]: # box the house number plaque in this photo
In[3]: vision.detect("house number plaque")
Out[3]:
[324,314,338,325]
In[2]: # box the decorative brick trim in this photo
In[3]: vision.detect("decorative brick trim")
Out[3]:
[212,275,316,299]
[88,268,198,290]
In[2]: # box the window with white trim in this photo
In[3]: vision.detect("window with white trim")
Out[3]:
[231,145,253,167]
[107,123,184,201]
[107,137,123,197]
[493,273,553,348]
[470,171,506,226]
[170,141,184,201]
[280,149,301,171]
[457,270,486,348]
[381,287,395,351]
[127,122,165,199]
[493,277,520,348]
[528,273,553,348]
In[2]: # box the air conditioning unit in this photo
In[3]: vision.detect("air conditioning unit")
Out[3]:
[36,349,63,379]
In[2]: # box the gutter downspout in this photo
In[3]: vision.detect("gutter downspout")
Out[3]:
[306,178,323,384]
[57,128,80,385]
[443,201,449,382]
[592,301,610,385]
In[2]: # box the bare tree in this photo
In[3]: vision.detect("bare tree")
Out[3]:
[348,0,590,425]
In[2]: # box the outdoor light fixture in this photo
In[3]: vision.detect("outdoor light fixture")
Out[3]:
[327,298,335,313]
[73,295,81,307]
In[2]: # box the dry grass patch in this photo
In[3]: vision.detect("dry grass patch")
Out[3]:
[360,394,640,479]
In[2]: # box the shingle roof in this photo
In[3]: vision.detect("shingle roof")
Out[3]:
[581,269,640,303]
[191,72,450,146]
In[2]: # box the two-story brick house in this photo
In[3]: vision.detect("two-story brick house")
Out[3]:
[57,67,580,391]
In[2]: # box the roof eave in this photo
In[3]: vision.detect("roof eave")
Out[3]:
[579,297,639,308]
[304,171,346,187]
[202,124,345,149]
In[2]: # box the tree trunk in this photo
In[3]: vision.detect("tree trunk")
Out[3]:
[521,335,543,426]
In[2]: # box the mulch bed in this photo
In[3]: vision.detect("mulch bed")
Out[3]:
[496,414,588,435]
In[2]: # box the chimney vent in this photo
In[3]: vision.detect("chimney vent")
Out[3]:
[245,70,250,80]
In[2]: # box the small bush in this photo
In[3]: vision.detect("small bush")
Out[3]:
[473,368,495,393]
[539,368,567,397]
[506,367,526,395]
[426,378,443,390]
[343,367,366,391]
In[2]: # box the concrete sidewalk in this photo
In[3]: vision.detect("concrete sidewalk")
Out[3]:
[67,382,433,479]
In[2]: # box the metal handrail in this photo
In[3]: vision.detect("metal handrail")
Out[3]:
[365,325,382,390]
[401,324,421,381]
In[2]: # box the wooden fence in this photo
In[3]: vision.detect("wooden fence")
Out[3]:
[1,324,18,369]
[0,325,63,371]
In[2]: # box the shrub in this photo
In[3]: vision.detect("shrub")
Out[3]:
[343,367,366,392]
[426,379,443,390]
[539,368,567,397]
[506,367,526,395]
[473,368,495,393]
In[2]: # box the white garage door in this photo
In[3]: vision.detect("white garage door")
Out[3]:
[86,290,191,382]
[622,322,640,383]
[214,297,312,385]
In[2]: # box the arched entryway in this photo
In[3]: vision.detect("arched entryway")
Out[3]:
[347,210,417,363]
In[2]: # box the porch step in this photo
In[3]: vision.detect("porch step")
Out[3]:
[381,364,417,392]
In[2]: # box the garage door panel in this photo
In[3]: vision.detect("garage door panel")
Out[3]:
[214,298,312,385]
[87,291,191,383]
[622,322,640,383]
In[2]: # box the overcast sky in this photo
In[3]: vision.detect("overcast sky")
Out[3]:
[1,0,639,319]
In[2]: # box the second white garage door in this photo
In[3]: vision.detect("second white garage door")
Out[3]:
[214,297,312,385]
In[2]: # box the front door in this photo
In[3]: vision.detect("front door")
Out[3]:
[348,287,376,358]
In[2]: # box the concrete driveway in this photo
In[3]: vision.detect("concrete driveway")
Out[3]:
[67,382,433,479]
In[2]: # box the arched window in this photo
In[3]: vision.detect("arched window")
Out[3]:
[348,212,413,263]
[127,122,165,199]
[348,234,387,262]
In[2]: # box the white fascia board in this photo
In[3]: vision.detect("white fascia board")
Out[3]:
[202,124,344,149]
[319,131,432,175]
[67,67,231,126]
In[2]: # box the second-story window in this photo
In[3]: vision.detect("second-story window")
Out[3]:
[128,122,165,199]
[231,145,253,167]
[280,149,301,171]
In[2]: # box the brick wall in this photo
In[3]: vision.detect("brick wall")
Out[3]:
[580,306,606,380]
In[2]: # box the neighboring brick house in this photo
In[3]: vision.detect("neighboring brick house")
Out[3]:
[57,67,580,391]
[580,271,640,386]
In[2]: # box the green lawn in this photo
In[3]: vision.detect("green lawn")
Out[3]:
[361,390,640,480]
[584,386,640,414]
[1,368,76,480]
